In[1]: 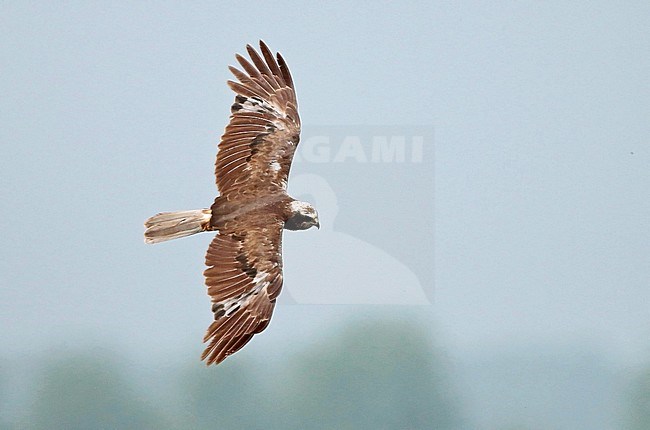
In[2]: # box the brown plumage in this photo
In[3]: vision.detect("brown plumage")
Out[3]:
[144,41,319,365]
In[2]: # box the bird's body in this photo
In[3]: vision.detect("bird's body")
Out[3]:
[144,41,319,365]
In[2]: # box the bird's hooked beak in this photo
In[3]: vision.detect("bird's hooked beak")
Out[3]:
[315,218,320,229]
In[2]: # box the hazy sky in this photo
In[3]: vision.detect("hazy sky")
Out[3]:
[1,1,649,373]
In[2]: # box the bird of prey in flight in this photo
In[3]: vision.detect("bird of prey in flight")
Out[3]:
[144,41,319,365]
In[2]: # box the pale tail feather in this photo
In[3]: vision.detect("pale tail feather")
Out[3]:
[144,209,212,244]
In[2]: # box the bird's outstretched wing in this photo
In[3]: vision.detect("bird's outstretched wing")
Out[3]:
[215,40,301,196]
[201,219,284,365]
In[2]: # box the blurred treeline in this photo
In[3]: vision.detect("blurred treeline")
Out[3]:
[0,320,462,429]
[2,319,650,429]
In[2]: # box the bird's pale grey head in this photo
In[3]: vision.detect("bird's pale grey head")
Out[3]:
[285,200,320,231]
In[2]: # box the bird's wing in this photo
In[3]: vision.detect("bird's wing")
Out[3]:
[215,40,301,196]
[201,218,284,365]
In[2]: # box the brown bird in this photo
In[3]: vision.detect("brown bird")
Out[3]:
[144,41,319,365]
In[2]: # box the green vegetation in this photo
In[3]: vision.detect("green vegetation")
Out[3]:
[626,367,650,430]
[28,354,167,429]
[5,320,464,429]
[5,320,643,429]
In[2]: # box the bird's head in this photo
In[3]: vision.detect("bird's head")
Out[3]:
[285,200,320,231]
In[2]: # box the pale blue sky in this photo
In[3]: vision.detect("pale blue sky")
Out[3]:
[1,2,649,426]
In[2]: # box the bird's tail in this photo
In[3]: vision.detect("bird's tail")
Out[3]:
[144,209,212,244]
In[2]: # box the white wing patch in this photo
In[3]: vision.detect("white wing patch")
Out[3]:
[234,95,281,116]
[269,160,281,172]
[219,271,270,317]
